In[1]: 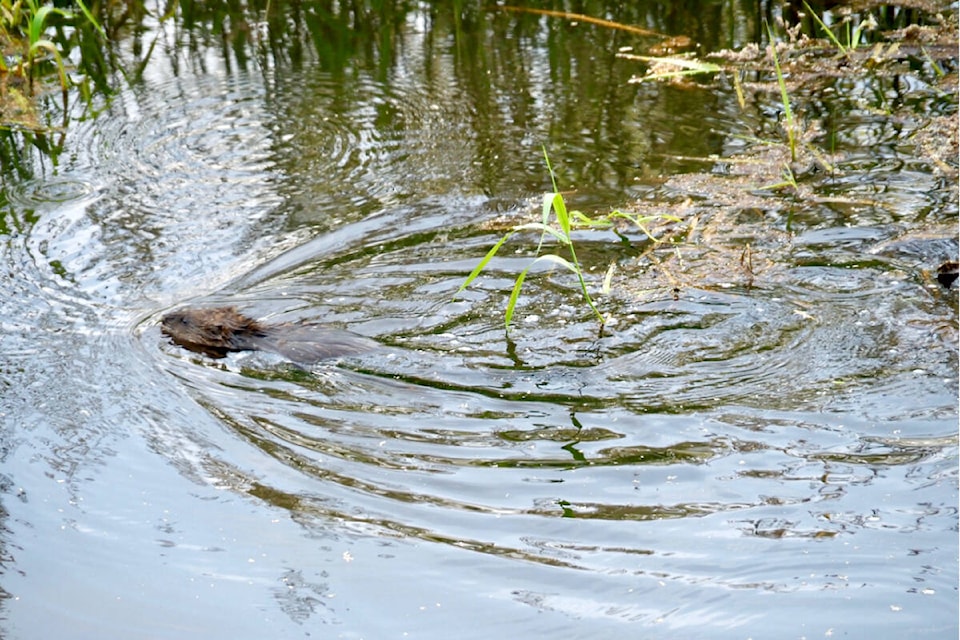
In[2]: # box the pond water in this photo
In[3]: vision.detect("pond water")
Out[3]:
[1,2,957,638]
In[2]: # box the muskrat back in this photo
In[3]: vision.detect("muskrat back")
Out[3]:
[161,306,377,363]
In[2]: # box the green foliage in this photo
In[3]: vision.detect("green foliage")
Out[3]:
[456,149,680,333]
[1,0,104,129]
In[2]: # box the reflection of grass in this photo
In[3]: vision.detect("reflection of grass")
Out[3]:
[494,5,664,38]
[456,149,680,333]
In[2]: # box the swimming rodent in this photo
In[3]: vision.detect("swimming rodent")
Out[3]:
[161,306,377,364]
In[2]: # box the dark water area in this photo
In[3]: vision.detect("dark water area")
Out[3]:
[1,1,957,638]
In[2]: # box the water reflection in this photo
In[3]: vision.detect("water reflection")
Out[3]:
[0,0,957,638]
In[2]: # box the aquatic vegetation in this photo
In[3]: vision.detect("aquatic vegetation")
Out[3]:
[0,0,103,130]
[766,22,798,164]
[618,53,721,84]
[802,0,876,55]
[456,149,681,333]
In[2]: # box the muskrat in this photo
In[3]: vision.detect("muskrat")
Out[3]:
[161,306,377,364]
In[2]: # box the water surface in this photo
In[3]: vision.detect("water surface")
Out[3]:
[1,2,957,638]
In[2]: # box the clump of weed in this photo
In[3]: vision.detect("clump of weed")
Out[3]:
[456,149,680,334]
[1,0,103,130]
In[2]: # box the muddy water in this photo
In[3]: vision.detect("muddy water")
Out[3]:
[1,3,957,639]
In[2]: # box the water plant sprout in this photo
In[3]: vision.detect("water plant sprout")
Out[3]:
[456,149,680,333]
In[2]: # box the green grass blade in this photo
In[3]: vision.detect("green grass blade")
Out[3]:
[542,145,559,193]
[769,43,792,125]
[28,5,75,45]
[552,192,571,237]
[540,191,553,223]
[454,231,515,299]
[615,211,681,225]
[504,268,529,331]
[606,211,681,242]
[537,192,555,254]
[802,1,848,55]
[29,5,53,44]
[74,0,107,39]
[504,255,578,332]
[531,253,577,273]
[570,210,609,228]
[28,38,68,108]
[921,46,945,78]
[513,222,572,246]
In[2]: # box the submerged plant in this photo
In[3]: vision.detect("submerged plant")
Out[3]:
[456,149,680,333]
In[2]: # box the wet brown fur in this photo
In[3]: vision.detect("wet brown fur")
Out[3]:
[162,307,271,357]
[161,306,377,363]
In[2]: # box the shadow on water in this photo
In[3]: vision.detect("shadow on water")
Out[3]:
[0,0,957,637]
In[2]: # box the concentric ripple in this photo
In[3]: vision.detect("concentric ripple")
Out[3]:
[143,196,958,587]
